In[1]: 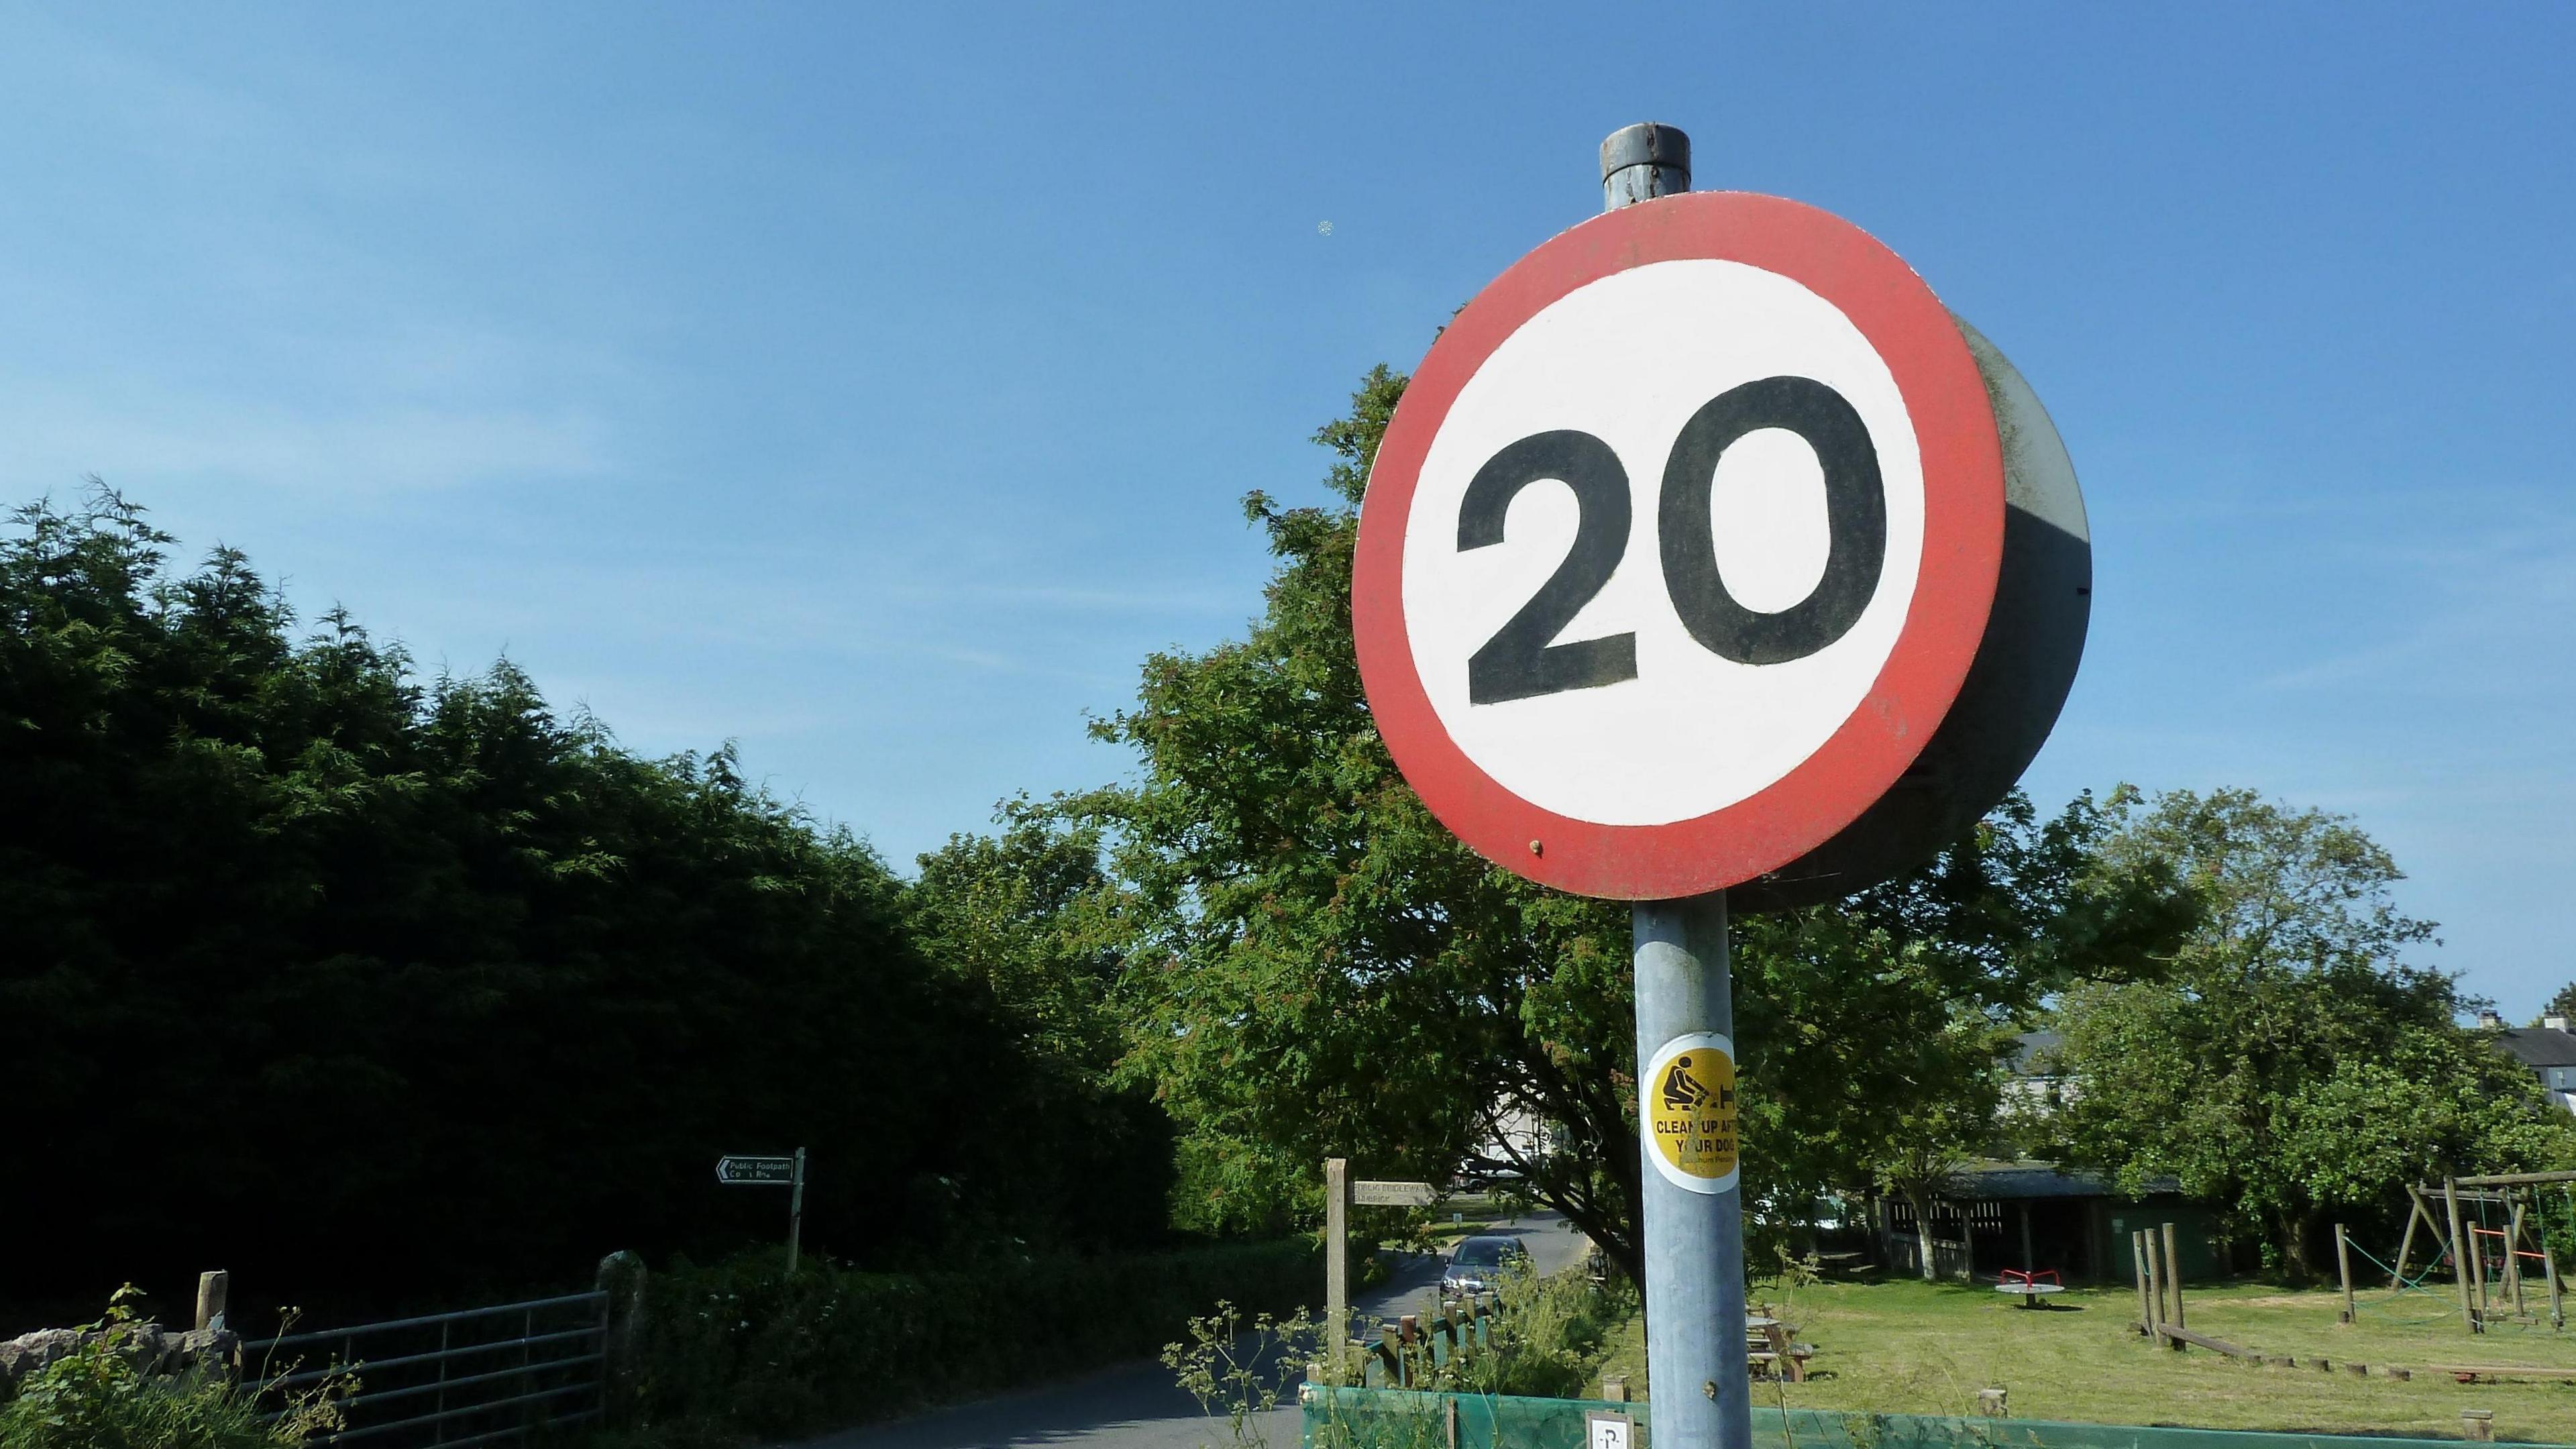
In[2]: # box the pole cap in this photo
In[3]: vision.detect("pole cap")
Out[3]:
[1599,123,1691,184]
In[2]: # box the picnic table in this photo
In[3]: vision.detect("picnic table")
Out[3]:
[1746,1314,1815,1381]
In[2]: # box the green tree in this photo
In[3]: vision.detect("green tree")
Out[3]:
[2540,981,2576,1024]
[2045,788,2576,1277]
[906,809,1176,1248]
[0,488,1165,1320]
[1076,370,2185,1277]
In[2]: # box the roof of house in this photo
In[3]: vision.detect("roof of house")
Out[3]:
[2493,1026,2576,1070]
[1953,1160,2184,1201]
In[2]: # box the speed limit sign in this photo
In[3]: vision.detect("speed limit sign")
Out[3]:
[1352,191,2087,902]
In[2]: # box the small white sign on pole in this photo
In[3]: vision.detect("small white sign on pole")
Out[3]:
[1585,1409,1635,1449]
[1352,1180,1439,1207]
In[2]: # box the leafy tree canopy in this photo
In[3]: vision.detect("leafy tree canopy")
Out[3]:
[2541,981,2576,1025]
[1073,370,2190,1281]
[2042,788,2576,1277]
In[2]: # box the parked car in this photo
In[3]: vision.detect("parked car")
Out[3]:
[1441,1234,1532,1296]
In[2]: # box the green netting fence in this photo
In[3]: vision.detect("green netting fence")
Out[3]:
[1299,1387,2576,1449]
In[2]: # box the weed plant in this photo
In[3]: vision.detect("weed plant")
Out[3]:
[0,1289,348,1449]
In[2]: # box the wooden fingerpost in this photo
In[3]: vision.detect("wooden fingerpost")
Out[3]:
[2447,1177,2479,1334]
[2337,1224,2356,1324]
[2162,1222,2188,1331]
[2132,1230,2154,1335]
[785,1146,807,1275]
[1325,1157,1350,1383]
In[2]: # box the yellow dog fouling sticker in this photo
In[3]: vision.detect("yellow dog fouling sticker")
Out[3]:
[1644,1032,1739,1193]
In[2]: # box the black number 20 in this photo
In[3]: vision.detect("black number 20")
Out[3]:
[1459,375,1886,706]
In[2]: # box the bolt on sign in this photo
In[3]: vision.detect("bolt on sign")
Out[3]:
[1351,191,2089,905]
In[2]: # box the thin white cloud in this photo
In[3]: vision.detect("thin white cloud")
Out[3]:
[0,386,609,496]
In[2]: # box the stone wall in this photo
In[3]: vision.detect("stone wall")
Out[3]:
[0,1322,239,1395]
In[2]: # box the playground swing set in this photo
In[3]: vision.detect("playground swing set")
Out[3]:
[2341,1170,2576,1336]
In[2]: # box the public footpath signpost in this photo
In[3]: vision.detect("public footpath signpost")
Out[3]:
[717,1148,808,1273]
[1349,124,2090,1446]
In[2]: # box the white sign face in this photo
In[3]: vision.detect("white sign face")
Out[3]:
[1352,1179,1440,1207]
[716,1156,797,1185]
[1352,190,2011,901]
[1399,260,1925,827]
[1585,1411,1634,1449]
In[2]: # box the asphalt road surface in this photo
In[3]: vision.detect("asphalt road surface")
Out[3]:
[790,1210,1589,1449]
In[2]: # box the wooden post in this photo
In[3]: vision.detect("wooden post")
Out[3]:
[2469,1217,2492,1317]
[2162,1222,2188,1331]
[1960,1201,1976,1281]
[2544,1244,2564,1332]
[194,1271,229,1333]
[1325,1157,1350,1383]
[2133,1230,2154,1334]
[2505,1199,2528,1318]
[786,1146,807,1275]
[2146,1229,2171,1346]
[2394,1187,2428,1287]
[2337,1224,2356,1324]
[2446,1177,2479,1334]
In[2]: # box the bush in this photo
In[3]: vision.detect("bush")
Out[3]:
[1468,1263,1633,1399]
[0,1291,345,1449]
[626,1238,1319,1441]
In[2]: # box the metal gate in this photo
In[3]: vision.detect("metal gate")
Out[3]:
[241,1289,608,1447]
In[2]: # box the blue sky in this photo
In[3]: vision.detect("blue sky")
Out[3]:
[3,4,2569,1012]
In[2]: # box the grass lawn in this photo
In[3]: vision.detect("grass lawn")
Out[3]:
[1595,1277,2576,1442]
[1426,1197,1516,1252]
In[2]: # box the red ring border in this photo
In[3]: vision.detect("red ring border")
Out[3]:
[1350,191,2005,900]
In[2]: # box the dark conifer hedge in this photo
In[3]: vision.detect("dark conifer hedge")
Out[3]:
[0,492,1171,1328]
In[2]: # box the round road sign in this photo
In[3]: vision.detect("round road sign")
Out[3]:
[1354,191,2082,901]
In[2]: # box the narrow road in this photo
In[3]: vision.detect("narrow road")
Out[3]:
[791,1211,1589,1449]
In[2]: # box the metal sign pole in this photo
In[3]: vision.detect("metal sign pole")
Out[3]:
[1633,896,1749,1447]
[1605,122,1750,1449]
